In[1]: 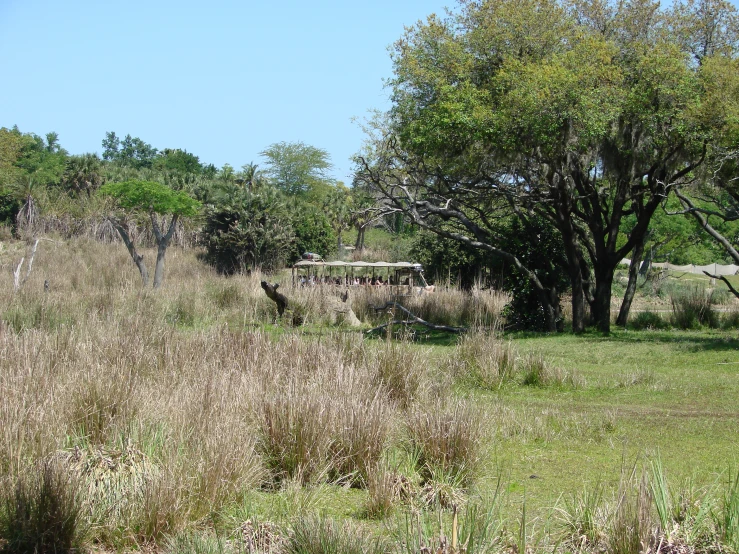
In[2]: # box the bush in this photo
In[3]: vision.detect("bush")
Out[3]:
[670,287,720,329]
[201,187,295,274]
[407,401,483,487]
[290,202,336,263]
[452,332,517,389]
[499,217,569,332]
[284,518,387,554]
[0,462,85,554]
[628,310,670,330]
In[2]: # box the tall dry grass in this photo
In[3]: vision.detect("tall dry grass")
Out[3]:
[4,238,736,552]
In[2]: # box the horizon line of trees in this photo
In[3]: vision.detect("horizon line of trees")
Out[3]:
[0,126,391,284]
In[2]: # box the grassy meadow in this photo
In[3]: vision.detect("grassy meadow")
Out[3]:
[1,237,738,553]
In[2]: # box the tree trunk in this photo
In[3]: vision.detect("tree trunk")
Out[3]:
[616,237,645,327]
[592,265,615,333]
[355,226,365,250]
[152,214,178,289]
[153,242,167,289]
[534,286,562,333]
[111,219,148,287]
[561,231,586,333]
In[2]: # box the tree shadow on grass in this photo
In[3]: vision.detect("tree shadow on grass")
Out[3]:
[506,328,739,353]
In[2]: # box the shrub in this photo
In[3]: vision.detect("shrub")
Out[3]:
[284,518,387,554]
[628,310,670,330]
[452,332,517,389]
[670,287,720,329]
[200,188,295,275]
[407,401,483,487]
[0,461,85,554]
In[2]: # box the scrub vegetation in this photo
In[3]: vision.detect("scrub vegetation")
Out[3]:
[0,240,738,553]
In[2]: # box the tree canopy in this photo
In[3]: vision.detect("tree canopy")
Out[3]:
[99,179,200,217]
[260,141,334,197]
[357,0,739,332]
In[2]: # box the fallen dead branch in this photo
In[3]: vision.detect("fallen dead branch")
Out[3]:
[366,301,466,334]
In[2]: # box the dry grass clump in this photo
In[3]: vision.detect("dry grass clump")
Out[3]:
[451,332,517,389]
[372,340,430,408]
[284,517,387,554]
[670,286,721,329]
[0,459,86,554]
[365,464,416,519]
[448,332,580,390]
[520,352,579,388]
[406,400,484,489]
[258,349,391,486]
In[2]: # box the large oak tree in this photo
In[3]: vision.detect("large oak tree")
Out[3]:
[357,0,739,332]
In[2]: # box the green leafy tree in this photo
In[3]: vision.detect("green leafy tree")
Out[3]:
[201,184,295,274]
[260,141,334,197]
[153,148,202,174]
[102,132,158,169]
[357,0,739,332]
[99,180,200,288]
[62,154,104,196]
[290,200,336,261]
[322,184,352,252]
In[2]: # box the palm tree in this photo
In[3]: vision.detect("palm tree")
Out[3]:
[323,186,351,252]
[237,162,267,192]
[13,175,42,238]
[63,153,104,196]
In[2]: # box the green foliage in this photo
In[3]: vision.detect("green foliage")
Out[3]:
[62,153,104,196]
[0,126,67,191]
[411,228,494,289]
[628,311,671,331]
[289,200,336,261]
[98,179,200,217]
[201,185,294,274]
[260,141,334,197]
[500,218,569,331]
[375,0,739,333]
[621,196,739,265]
[102,132,158,169]
[0,187,20,227]
[153,148,202,175]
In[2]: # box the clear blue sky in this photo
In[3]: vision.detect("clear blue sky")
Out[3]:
[2,1,737,184]
[0,0,452,183]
